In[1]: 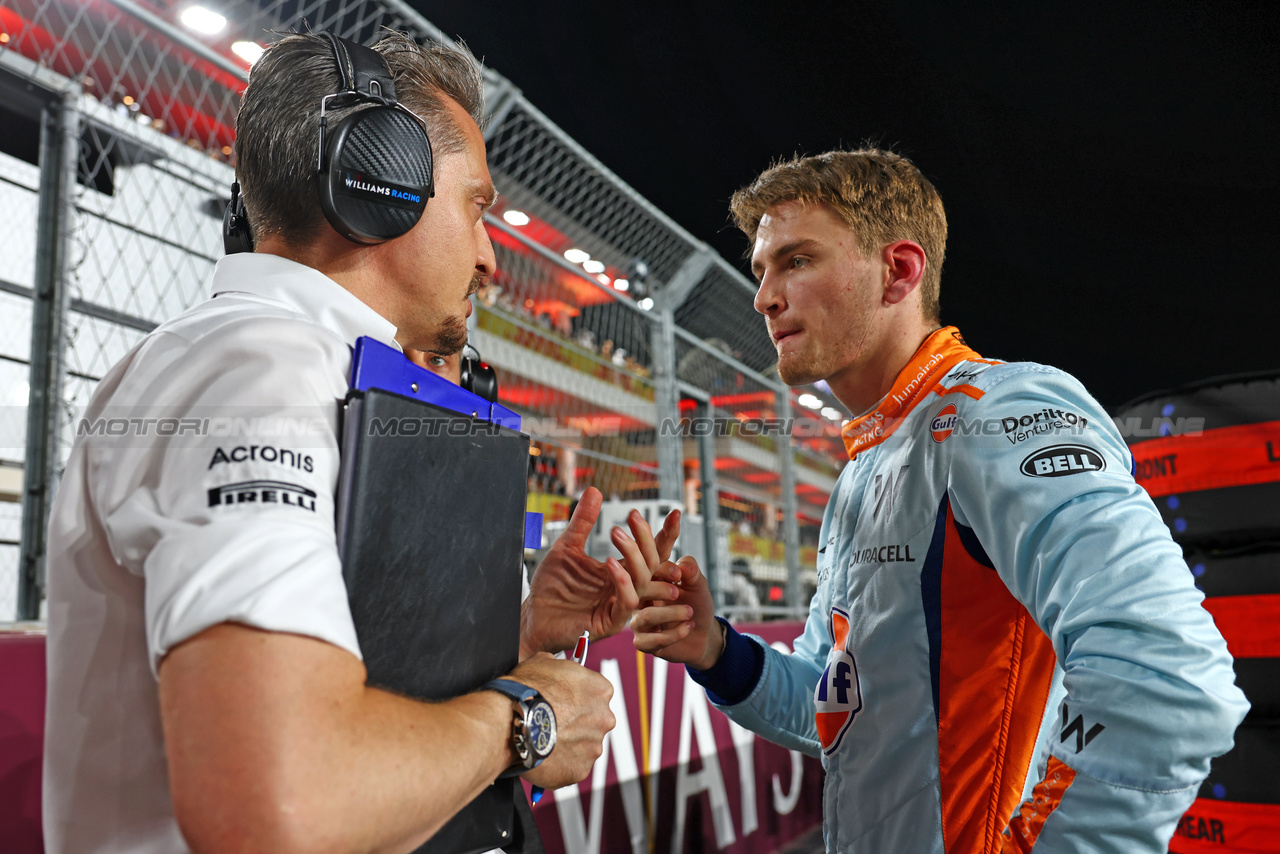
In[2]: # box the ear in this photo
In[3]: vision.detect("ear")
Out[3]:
[880,239,927,306]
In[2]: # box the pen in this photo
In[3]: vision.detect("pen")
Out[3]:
[531,632,591,804]
[571,630,591,665]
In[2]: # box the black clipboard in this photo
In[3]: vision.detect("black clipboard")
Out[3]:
[336,336,538,854]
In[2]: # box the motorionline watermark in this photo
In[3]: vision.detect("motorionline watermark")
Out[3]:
[76,415,332,439]
[653,414,1207,440]
[68,412,1208,442]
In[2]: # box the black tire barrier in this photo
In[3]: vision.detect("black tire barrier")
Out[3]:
[1115,370,1280,550]
[1186,547,1280,718]
[1119,374,1280,850]
[1197,719,1280,805]
[1185,544,1280,599]
[1145,482,1280,549]
[1230,658,1280,720]
[1168,724,1280,851]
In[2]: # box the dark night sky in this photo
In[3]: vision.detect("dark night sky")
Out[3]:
[415,0,1278,408]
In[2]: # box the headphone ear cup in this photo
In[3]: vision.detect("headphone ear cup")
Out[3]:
[222,183,254,254]
[462,355,498,404]
[459,351,473,390]
[317,106,433,244]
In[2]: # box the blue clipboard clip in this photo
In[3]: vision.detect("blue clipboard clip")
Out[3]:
[348,336,521,431]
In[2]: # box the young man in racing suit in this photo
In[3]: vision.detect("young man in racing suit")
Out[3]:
[630,149,1249,853]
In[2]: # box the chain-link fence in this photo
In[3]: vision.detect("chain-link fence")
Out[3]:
[0,0,848,623]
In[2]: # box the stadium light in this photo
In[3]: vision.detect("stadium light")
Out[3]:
[179,6,227,35]
[564,248,590,264]
[582,259,605,274]
[613,278,630,292]
[231,41,265,65]
[502,209,530,226]
[797,393,823,410]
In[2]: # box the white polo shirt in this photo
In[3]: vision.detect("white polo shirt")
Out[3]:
[43,253,399,852]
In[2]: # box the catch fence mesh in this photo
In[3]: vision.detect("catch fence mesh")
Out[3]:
[0,0,845,621]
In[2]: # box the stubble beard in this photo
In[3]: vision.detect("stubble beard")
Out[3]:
[430,273,483,356]
[776,348,824,386]
[776,314,878,390]
[775,329,845,386]
[434,314,468,356]
[777,270,882,389]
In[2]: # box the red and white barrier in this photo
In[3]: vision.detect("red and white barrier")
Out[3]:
[0,623,821,854]
[529,623,823,854]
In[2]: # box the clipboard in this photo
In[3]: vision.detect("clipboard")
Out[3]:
[337,336,538,854]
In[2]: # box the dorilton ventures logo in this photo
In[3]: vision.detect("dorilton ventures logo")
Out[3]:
[207,480,317,511]
[1020,445,1106,478]
[1001,408,1089,446]
[342,172,422,203]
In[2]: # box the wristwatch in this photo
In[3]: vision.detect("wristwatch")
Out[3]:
[483,678,557,775]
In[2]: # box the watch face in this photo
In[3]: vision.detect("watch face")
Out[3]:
[528,701,557,758]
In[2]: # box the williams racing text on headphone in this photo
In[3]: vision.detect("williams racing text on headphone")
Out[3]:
[223,33,435,254]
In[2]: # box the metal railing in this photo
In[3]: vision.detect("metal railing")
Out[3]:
[0,0,842,622]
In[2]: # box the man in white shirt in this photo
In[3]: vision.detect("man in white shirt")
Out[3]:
[44,31,674,853]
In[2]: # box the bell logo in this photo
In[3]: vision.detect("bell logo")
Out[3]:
[931,404,958,443]
[1020,445,1107,478]
[814,608,863,756]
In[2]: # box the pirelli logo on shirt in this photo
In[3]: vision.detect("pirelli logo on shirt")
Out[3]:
[207,480,317,512]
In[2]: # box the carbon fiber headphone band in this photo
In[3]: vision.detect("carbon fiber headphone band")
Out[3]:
[323,33,397,102]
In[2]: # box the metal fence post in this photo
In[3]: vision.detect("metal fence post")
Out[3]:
[652,307,683,503]
[775,387,802,616]
[697,401,723,611]
[18,91,78,620]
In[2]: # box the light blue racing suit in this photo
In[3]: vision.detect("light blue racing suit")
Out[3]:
[693,327,1248,854]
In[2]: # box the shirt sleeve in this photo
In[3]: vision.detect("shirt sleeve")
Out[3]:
[686,617,765,705]
[87,317,361,675]
[947,364,1249,853]
[692,467,858,757]
[695,502,847,757]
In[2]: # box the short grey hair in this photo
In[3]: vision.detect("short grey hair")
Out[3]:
[234,31,485,247]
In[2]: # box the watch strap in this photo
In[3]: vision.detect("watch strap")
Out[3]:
[483,678,539,704]
[484,678,544,777]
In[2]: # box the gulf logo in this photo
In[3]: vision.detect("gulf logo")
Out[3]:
[931,404,958,443]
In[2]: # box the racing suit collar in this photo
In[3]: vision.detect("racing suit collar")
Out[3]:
[840,326,984,461]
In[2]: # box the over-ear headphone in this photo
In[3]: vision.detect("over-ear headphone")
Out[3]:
[223,181,253,254]
[223,33,434,254]
[460,344,498,403]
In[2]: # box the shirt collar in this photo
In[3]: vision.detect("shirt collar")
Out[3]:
[209,253,401,351]
[840,326,984,461]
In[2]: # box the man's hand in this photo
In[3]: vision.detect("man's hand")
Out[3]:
[505,653,616,790]
[632,556,724,671]
[521,487,681,655]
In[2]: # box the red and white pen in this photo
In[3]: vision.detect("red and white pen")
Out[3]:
[531,632,591,805]
[571,630,590,665]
